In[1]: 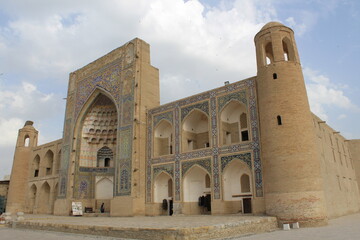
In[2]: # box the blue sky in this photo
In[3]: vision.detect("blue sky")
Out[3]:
[0,0,359,179]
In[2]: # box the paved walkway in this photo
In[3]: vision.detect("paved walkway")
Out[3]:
[2,213,360,239]
[228,213,360,240]
[5,214,277,240]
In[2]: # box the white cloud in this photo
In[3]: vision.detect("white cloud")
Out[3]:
[0,117,23,146]
[304,67,357,120]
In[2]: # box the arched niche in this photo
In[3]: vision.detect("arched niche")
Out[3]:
[75,91,118,168]
[220,100,249,146]
[154,120,173,157]
[182,110,210,152]
[32,155,40,177]
[44,150,54,176]
[97,146,114,167]
[154,172,173,203]
[183,165,210,202]
[95,177,113,199]
[222,160,252,201]
[38,181,51,214]
[28,184,37,213]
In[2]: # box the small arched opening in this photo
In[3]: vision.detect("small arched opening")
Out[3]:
[24,135,30,147]
[44,150,54,176]
[264,42,274,65]
[282,37,295,61]
[32,155,40,177]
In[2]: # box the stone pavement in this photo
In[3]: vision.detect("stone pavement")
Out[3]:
[227,213,360,240]
[5,214,278,240]
[3,213,360,240]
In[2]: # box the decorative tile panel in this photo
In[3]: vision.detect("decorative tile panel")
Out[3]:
[217,91,247,112]
[221,152,252,171]
[181,101,209,121]
[153,111,174,127]
[153,163,174,179]
[181,158,212,177]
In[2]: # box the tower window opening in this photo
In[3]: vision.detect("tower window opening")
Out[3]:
[34,169,39,177]
[273,73,277,79]
[284,53,289,61]
[266,57,271,65]
[24,136,30,147]
[264,42,274,66]
[277,115,282,125]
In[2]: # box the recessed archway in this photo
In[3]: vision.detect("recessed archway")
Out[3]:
[154,172,173,203]
[183,165,210,202]
[220,100,249,146]
[28,184,37,213]
[182,110,210,152]
[44,150,54,176]
[32,155,40,178]
[223,160,252,201]
[154,120,173,157]
[38,182,51,214]
[95,177,113,199]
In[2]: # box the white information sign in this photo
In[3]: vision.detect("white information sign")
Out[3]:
[72,202,83,216]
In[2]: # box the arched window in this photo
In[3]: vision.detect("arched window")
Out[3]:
[264,42,274,65]
[182,110,210,152]
[277,115,282,125]
[154,120,173,157]
[282,37,295,61]
[44,150,54,176]
[33,155,40,177]
[24,135,30,147]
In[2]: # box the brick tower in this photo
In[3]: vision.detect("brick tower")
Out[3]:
[255,22,328,226]
[6,121,38,213]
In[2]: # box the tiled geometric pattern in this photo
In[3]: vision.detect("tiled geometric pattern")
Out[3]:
[220,152,252,171]
[153,111,174,127]
[181,158,211,177]
[217,91,247,112]
[146,77,263,202]
[153,163,174,179]
[74,59,122,118]
[181,101,209,121]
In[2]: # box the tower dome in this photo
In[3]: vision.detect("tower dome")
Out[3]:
[260,21,285,31]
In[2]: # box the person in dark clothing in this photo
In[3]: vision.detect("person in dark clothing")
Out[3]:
[100,203,105,213]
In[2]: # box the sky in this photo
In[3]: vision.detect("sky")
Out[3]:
[0,0,359,179]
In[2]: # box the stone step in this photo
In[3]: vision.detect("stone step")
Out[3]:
[8,215,278,240]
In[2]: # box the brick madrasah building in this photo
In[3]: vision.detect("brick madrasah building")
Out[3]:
[5,22,360,227]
